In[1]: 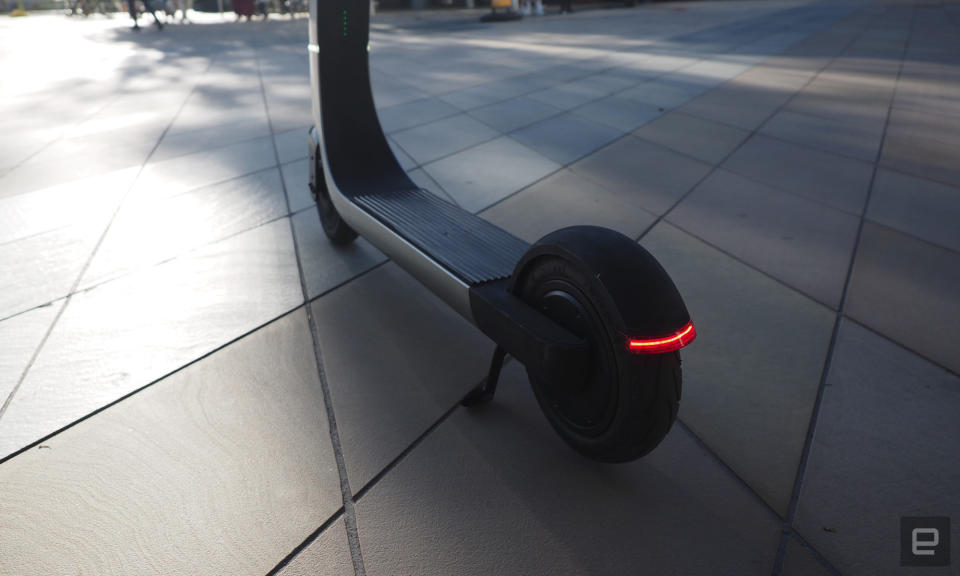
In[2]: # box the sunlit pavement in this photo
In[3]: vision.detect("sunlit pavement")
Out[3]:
[1,1,959,574]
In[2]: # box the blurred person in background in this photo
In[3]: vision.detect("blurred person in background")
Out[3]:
[234,0,254,21]
[130,0,164,29]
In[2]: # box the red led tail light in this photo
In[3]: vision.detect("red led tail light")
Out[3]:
[627,322,696,354]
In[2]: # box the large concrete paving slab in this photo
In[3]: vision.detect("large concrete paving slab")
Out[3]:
[867,168,960,254]
[511,113,623,165]
[0,302,63,408]
[80,167,289,289]
[310,263,492,492]
[635,111,750,165]
[291,210,387,300]
[794,319,960,576]
[391,114,500,166]
[781,537,833,576]
[722,133,874,215]
[642,222,835,516]
[467,96,562,134]
[276,518,355,576]
[0,309,342,576]
[846,222,960,376]
[0,219,303,459]
[356,362,782,576]
[761,109,885,163]
[481,168,656,243]
[570,135,713,216]
[667,169,860,309]
[423,136,560,213]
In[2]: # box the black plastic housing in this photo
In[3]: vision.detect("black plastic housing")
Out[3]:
[511,226,691,339]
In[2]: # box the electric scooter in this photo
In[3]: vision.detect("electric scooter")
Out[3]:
[306,0,696,462]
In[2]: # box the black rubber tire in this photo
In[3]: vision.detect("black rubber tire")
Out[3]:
[516,255,681,462]
[311,164,357,246]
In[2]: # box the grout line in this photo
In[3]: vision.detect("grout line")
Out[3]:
[302,302,368,576]
[476,6,865,218]
[386,136,463,207]
[0,0,884,430]
[350,373,491,503]
[350,401,462,502]
[771,4,915,574]
[673,420,786,523]
[631,3,890,308]
[0,303,304,466]
[254,46,368,576]
[650,219,841,312]
[0,91,130,190]
[783,529,845,576]
[0,238,391,468]
[626,46,831,247]
[840,312,960,380]
[0,54,218,427]
[264,509,346,576]
[385,3,846,174]
[0,162,298,326]
[0,252,393,469]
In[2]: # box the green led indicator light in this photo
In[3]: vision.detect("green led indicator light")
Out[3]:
[342,9,348,37]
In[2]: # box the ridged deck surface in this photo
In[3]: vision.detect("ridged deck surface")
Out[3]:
[355,189,529,285]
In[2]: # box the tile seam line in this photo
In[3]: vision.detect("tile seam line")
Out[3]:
[0,141,296,216]
[0,256,392,467]
[643,137,869,218]
[707,112,960,193]
[772,4,914,575]
[384,135,465,206]
[253,47,368,576]
[0,54,219,427]
[618,4,878,571]
[0,86,131,189]
[630,10,862,263]
[679,103,884,164]
[0,302,303,467]
[785,530,846,575]
[672,420,786,526]
[0,201,320,327]
[0,223,75,250]
[350,368,495,503]
[404,17,827,145]
[841,313,960,381]
[69,205,298,301]
[1,151,338,325]
[435,20,814,123]
[145,127,289,167]
[265,508,347,576]
[654,165,960,284]
[655,218,841,312]
[396,1,830,116]
[473,13,842,219]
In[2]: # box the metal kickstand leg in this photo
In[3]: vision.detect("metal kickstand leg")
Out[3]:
[461,346,507,407]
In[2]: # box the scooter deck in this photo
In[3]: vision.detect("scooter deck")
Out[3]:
[354,188,528,285]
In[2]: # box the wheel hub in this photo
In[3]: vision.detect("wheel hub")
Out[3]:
[533,281,617,435]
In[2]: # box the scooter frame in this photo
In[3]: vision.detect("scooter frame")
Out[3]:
[307,0,696,461]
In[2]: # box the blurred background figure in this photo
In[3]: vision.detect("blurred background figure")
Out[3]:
[234,0,254,21]
[164,0,190,22]
[129,0,164,29]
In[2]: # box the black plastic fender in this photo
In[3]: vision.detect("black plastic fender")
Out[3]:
[510,226,691,339]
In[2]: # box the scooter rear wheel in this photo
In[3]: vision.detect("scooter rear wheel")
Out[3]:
[516,255,681,462]
[311,164,358,245]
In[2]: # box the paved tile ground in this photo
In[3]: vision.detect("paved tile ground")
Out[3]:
[2,0,958,574]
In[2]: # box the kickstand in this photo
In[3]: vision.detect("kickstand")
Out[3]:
[461,346,507,407]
